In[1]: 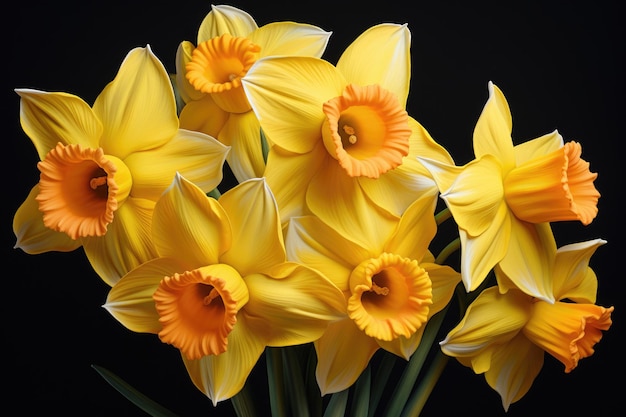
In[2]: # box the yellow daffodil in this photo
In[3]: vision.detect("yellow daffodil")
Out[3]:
[440,226,612,411]
[13,46,230,286]
[418,82,600,300]
[175,4,332,182]
[241,23,453,238]
[104,174,346,404]
[285,189,461,394]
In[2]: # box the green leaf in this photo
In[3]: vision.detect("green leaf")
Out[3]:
[349,365,370,417]
[323,389,348,417]
[368,352,397,417]
[91,364,179,417]
[282,346,310,417]
[231,379,259,417]
[260,128,270,164]
[266,347,288,417]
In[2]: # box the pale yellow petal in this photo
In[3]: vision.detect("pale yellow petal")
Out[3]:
[218,111,265,182]
[286,216,371,291]
[314,319,379,395]
[124,129,229,200]
[242,56,345,154]
[440,287,530,358]
[197,4,258,42]
[264,144,326,224]
[473,82,515,172]
[178,95,229,138]
[175,41,205,102]
[93,46,178,159]
[485,333,544,411]
[459,204,510,291]
[496,221,556,303]
[250,22,331,58]
[103,257,188,333]
[407,117,454,163]
[13,185,82,254]
[244,264,346,346]
[426,263,462,315]
[384,192,438,260]
[152,174,231,267]
[337,24,411,108]
[307,159,399,249]
[219,179,286,276]
[182,313,266,404]
[82,197,158,286]
[552,239,606,303]
[16,89,102,160]
[513,129,564,166]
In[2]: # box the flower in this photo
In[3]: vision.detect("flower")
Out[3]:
[13,45,230,286]
[103,173,345,404]
[175,4,331,182]
[418,82,600,301]
[286,190,461,394]
[241,23,453,236]
[439,225,613,410]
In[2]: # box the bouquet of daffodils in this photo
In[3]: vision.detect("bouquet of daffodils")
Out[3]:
[12,4,613,416]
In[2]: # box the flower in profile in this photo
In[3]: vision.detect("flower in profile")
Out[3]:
[242,23,453,238]
[103,174,346,404]
[12,45,230,286]
[175,4,332,182]
[418,81,600,301]
[439,226,613,411]
[285,189,460,394]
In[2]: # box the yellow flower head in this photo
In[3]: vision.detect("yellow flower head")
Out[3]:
[104,174,345,404]
[13,46,230,286]
[286,191,460,394]
[439,233,612,411]
[419,82,600,300]
[242,23,453,240]
[175,4,332,181]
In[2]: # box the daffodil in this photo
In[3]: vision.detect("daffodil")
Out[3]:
[174,4,332,182]
[104,174,346,404]
[285,189,461,394]
[242,23,453,238]
[418,81,600,300]
[439,226,613,411]
[13,46,230,286]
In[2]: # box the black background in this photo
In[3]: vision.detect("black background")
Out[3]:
[4,1,623,415]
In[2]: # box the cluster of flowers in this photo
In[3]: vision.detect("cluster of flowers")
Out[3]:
[13,4,613,415]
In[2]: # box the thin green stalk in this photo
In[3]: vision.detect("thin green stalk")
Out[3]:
[207,188,221,199]
[323,389,349,417]
[434,207,451,226]
[231,380,259,417]
[282,346,311,417]
[367,353,397,417]
[399,351,449,417]
[435,237,460,265]
[349,365,371,417]
[266,347,288,417]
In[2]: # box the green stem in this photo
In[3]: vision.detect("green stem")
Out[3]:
[435,237,460,265]
[266,347,288,417]
[231,380,259,417]
[434,207,451,226]
[207,188,221,199]
[399,351,449,417]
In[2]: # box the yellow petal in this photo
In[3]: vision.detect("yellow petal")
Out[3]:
[82,197,158,286]
[285,216,371,291]
[93,46,178,158]
[16,89,102,160]
[124,128,229,201]
[250,22,331,58]
[219,179,285,276]
[426,263,462,316]
[314,319,379,395]
[496,221,556,303]
[152,174,231,267]
[175,41,206,102]
[552,238,606,303]
[440,287,531,358]
[264,143,326,224]
[377,327,425,360]
[103,257,188,333]
[336,24,411,108]
[242,56,345,154]
[13,185,82,254]
[473,82,515,172]
[179,95,229,137]
[182,313,266,404]
[459,204,510,291]
[197,4,258,42]
[244,263,346,345]
[384,191,438,260]
[218,111,265,182]
[307,159,399,249]
[513,129,563,166]
[484,333,544,411]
